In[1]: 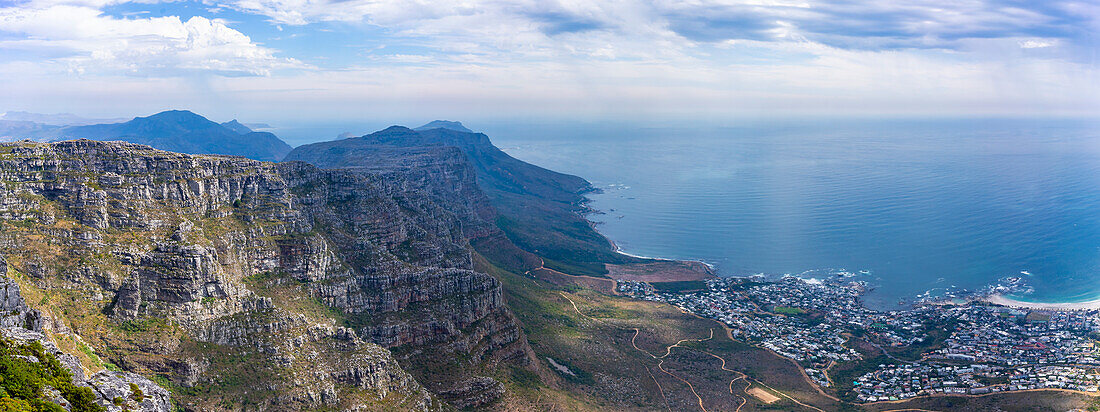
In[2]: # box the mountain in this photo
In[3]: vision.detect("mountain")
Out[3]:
[0,139,534,410]
[0,123,1059,412]
[220,119,253,134]
[0,119,60,142]
[414,120,473,133]
[0,111,126,142]
[0,111,126,126]
[51,110,292,162]
[286,125,640,277]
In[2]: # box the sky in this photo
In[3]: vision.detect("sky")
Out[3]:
[0,0,1098,125]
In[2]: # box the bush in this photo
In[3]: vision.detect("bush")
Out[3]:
[0,338,104,412]
[129,383,144,402]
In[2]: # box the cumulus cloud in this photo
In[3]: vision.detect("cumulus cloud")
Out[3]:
[0,0,1096,118]
[0,3,304,76]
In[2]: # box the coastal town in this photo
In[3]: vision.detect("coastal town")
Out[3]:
[618,276,1100,402]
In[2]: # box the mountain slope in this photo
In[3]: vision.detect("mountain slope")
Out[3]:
[51,110,292,162]
[0,120,60,142]
[0,140,532,410]
[286,125,639,277]
[414,120,473,133]
[220,119,253,134]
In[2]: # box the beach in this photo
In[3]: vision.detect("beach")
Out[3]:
[984,293,1100,311]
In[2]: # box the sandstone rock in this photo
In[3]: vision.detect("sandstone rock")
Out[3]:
[0,264,41,331]
[0,140,527,409]
[437,376,506,409]
[2,327,171,412]
[87,370,172,412]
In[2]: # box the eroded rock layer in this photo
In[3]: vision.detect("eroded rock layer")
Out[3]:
[0,140,526,410]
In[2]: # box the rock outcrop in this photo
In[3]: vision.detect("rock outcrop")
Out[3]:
[0,140,527,409]
[0,256,171,411]
[285,124,637,278]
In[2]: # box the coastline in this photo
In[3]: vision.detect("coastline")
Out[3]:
[582,184,721,280]
[983,293,1100,311]
[593,215,718,280]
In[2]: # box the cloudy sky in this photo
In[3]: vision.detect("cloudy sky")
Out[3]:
[0,0,1097,123]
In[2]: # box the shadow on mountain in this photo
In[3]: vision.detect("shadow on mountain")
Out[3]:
[286,122,642,277]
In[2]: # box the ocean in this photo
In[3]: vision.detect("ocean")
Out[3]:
[482,118,1100,310]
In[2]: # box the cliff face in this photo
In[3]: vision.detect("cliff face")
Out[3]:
[286,125,637,278]
[0,255,171,412]
[0,140,525,409]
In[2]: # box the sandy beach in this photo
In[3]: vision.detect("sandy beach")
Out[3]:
[984,293,1100,311]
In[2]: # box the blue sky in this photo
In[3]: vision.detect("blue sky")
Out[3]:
[0,0,1097,124]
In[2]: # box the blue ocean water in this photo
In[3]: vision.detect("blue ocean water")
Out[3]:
[485,118,1100,310]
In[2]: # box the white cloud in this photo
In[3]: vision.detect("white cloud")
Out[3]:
[1019,39,1054,49]
[0,4,305,75]
[0,0,1096,118]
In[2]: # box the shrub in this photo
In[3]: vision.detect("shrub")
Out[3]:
[129,383,144,402]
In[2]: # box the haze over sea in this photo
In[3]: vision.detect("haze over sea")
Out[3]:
[470,118,1100,310]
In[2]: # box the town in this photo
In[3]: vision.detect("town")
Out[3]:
[618,276,1100,402]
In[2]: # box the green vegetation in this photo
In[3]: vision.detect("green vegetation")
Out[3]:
[1026,311,1052,323]
[885,319,957,361]
[472,249,843,411]
[0,338,104,412]
[128,383,144,402]
[495,215,632,277]
[772,306,807,315]
[649,280,708,293]
[114,317,168,334]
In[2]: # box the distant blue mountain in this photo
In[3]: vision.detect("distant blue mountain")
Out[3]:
[220,119,253,134]
[53,110,292,162]
[0,111,126,126]
[414,120,474,133]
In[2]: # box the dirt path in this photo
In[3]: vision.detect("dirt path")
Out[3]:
[561,292,712,411]
[708,316,841,402]
[533,260,619,294]
[645,365,673,412]
[562,291,827,412]
[660,328,714,358]
[731,375,749,412]
[631,328,658,358]
[656,358,711,412]
[696,349,749,411]
[751,379,827,412]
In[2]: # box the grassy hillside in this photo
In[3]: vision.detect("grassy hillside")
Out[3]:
[470,241,1091,411]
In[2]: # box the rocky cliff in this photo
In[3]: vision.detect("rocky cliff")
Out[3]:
[0,140,527,410]
[286,125,641,278]
[1,254,171,411]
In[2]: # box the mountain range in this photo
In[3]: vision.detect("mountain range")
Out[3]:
[0,111,1064,412]
[0,110,292,162]
[287,123,640,277]
[0,111,127,126]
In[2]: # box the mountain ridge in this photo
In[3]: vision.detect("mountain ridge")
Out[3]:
[0,110,292,162]
[0,139,533,410]
[55,110,292,162]
[414,120,473,133]
[287,123,640,277]
[220,119,253,134]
